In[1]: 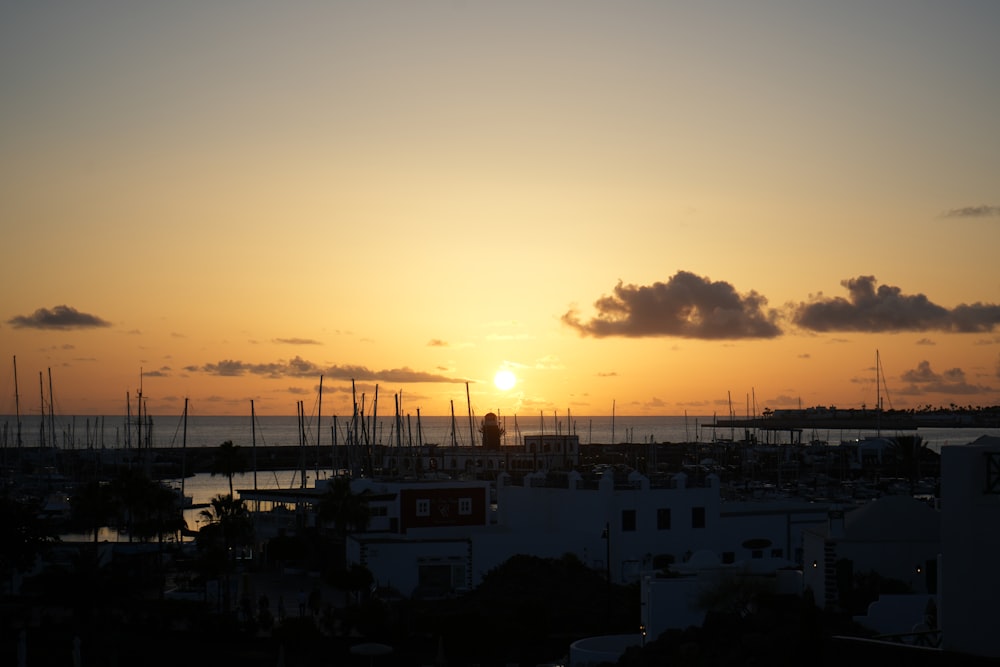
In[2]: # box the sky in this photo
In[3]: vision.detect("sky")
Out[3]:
[2,1,999,419]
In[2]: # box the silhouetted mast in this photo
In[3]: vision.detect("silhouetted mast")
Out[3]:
[876,349,881,437]
[466,382,475,447]
[38,372,45,447]
[316,375,323,481]
[450,400,458,447]
[48,368,56,448]
[181,398,188,498]
[251,399,258,493]
[12,356,22,448]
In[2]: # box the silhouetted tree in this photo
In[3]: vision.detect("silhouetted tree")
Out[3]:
[209,440,246,496]
[108,468,184,542]
[69,479,118,544]
[0,494,58,592]
[317,477,370,537]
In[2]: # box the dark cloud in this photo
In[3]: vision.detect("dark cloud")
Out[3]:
[944,205,1000,218]
[7,305,111,330]
[897,360,991,396]
[792,276,1000,333]
[193,356,460,383]
[427,339,448,347]
[562,271,782,339]
[273,337,322,345]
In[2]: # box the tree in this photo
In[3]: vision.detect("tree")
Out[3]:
[316,477,370,537]
[198,493,254,560]
[0,494,58,592]
[197,493,255,612]
[209,440,246,497]
[108,468,184,543]
[69,479,118,545]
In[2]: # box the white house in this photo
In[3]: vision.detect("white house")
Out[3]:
[343,468,832,599]
[939,436,1000,659]
[801,495,940,610]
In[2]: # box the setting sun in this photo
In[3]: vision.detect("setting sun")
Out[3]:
[494,368,517,391]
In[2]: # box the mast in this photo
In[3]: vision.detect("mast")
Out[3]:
[371,384,379,474]
[331,415,338,477]
[48,368,56,448]
[38,372,45,447]
[611,400,615,445]
[251,399,258,493]
[466,382,475,447]
[351,379,359,476]
[450,400,457,447]
[298,400,307,489]
[13,357,22,448]
[136,370,143,462]
[316,375,323,481]
[876,349,881,437]
[181,398,188,498]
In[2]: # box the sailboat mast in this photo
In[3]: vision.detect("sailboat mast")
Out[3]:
[316,375,323,481]
[38,372,45,447]
[466,382,475,447]
[612,400,615,445]
[181,398,188,498]
[450,400,457,447]
[251,399,258,492]
[48,368,56,448]
[876,349,881,437]
[12,356,22,448]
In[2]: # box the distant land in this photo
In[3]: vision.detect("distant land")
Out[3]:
[712,405,1000,431]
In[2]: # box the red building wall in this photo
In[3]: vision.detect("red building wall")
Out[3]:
[400,487,488,532]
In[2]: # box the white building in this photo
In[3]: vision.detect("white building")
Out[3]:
[939,436,1000,659]
[801,495,941,610]
[343,468,831,599]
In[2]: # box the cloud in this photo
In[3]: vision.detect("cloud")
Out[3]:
[896,360,992,396]
[7,305,111,330]
[562,271,782,339]
[273,337,322,345]
[192,355,461,383]
[943,205,1000,218]
[791,275,1000,333]
[427,339,448,347]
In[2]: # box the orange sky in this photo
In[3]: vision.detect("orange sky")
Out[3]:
[2,2,999,418]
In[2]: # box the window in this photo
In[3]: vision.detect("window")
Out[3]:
[722,551,735,564]
[458,497,472,515]
[622,509,636,532]
[691,506,705,529]
[771,548,783,559]
[416,499,430,517]
[752,550,763,559]
[657,508,671,530]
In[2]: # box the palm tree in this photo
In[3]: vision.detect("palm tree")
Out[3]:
[103,468,186,544]
[197,493,254,611]
[69,479,118,545]
[316,477,370,538]
[198,493,254,555]
[209,440,246,497]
